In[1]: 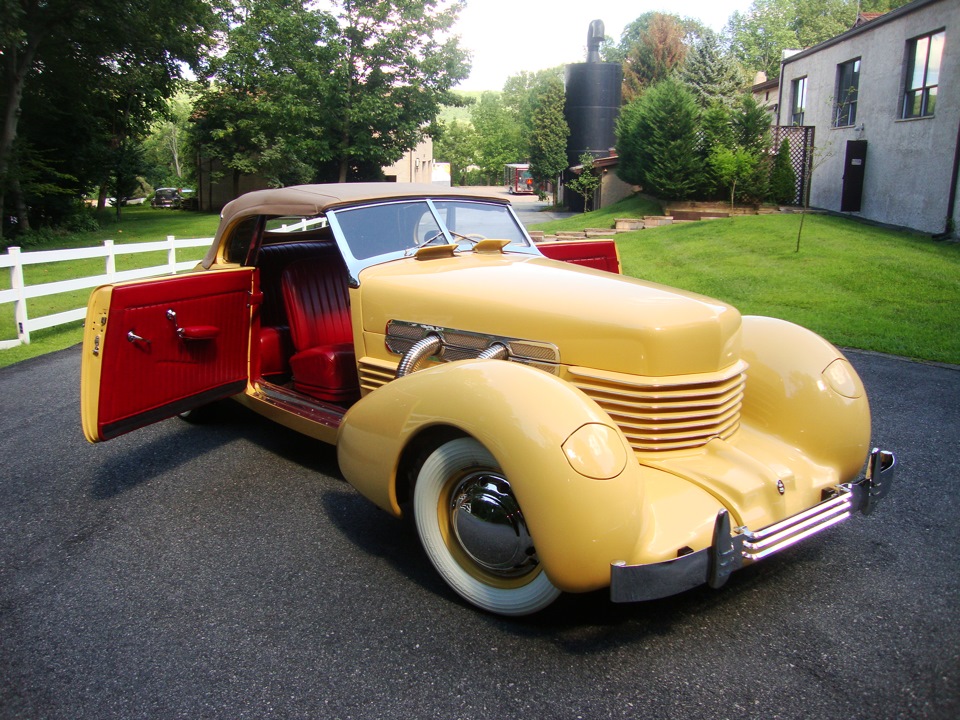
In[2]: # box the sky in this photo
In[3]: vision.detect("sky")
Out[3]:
[452,0,756,92]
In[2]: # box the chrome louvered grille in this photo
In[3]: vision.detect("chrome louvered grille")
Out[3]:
[568,362,747,453]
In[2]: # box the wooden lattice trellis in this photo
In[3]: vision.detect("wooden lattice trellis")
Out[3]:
[773,126,816,206]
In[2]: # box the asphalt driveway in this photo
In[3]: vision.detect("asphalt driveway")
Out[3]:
[0,347,957,719]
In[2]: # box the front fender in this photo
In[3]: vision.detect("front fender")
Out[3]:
[740,316,871,480]
[337,359,651,592]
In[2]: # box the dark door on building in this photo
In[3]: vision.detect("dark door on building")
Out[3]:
[841,140,868,212]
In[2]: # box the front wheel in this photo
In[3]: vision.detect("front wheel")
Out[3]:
[413,437,560,615]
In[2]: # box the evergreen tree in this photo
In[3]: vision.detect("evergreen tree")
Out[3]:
[710,95,772,204]
[769,138,798,204]
[615,79,703,200]
[698,102,736,197]
[528,77,569,205]
[679,30,745,109]
[732,95,772,153]
[622,13,688,102]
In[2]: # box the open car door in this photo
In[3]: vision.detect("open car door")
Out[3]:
[81,268,258,442]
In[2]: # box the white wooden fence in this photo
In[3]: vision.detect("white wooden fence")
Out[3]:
[0,235,213,349]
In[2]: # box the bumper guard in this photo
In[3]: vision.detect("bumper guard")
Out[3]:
[610,448,896,603]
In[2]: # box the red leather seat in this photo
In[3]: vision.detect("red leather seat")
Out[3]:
[280,257,359,403]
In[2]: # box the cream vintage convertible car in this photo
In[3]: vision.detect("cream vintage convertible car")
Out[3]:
[81,183,895,616]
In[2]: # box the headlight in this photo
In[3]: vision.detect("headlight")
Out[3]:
[822,358,864,399]
[561,423,627,480]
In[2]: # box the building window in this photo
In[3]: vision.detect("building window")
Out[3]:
[834,58,860,127]
[792,77,808,125]
[902,30,944,118]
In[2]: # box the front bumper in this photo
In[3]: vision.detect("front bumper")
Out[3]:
[610,448,896,603]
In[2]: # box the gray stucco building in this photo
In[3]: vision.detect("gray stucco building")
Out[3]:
[777,0,958,235]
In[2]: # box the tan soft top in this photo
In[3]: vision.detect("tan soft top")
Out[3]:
[204,183,507,267]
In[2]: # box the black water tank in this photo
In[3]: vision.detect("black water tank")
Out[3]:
[564,64,622,165]
[564,20,622,166]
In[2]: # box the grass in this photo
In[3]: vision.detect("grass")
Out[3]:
[529,194,664,234]
[610,213,959,365]
[0,206,220,367]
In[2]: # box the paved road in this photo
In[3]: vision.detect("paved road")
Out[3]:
[1,347,958,719]
[474,185,577,227]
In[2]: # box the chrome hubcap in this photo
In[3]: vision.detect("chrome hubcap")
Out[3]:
[449,472,538,578]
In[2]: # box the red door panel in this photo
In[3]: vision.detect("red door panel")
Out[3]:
[539,239,621,274]
[88,269,255,441]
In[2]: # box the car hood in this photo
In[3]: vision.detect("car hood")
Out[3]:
[357,252,741,376]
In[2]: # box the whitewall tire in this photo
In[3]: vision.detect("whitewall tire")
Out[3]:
[413,437,560,616]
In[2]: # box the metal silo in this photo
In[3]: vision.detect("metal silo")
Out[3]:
[564,19,623,167]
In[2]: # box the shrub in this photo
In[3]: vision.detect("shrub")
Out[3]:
[769,139,798,205]
[615,78,704,200]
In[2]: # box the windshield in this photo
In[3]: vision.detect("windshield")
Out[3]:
[328,199,531,262]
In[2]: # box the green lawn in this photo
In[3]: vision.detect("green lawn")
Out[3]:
[540,208,959,365]
[531,194,663,233]
[0,206,220,367]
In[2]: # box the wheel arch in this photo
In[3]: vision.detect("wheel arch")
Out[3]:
[337,359,649,592]
[394,424,469,510]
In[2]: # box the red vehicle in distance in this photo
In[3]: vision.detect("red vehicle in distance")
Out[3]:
[504,163,535,194]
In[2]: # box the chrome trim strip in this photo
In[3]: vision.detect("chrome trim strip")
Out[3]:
[745,493,851,540]
[254,381,345,429]
[743,511,851,561]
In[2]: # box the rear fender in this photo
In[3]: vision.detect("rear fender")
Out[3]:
[338,359,652,592]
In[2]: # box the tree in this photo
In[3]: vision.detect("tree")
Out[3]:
[616,79,703,200]
[325,0,470,182]
[727,0,912,78]
[433,119,477,186]
[1,0,218,235]
[622,13,688,102]
[194,0,341,193]
[725,0,802,79]
[732,94,772,152]
[611,12,709,64]
[710,146,760,209]
[143,91,197,189]
[501,67,564,141]
[708,95,773,205]
[769,138,798,205]
[566,152,602,212]
[195,0,469,189]
[470,93,525,185]
[697,102,737,197]
[527,76,569,206]
[679,29,745,109]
